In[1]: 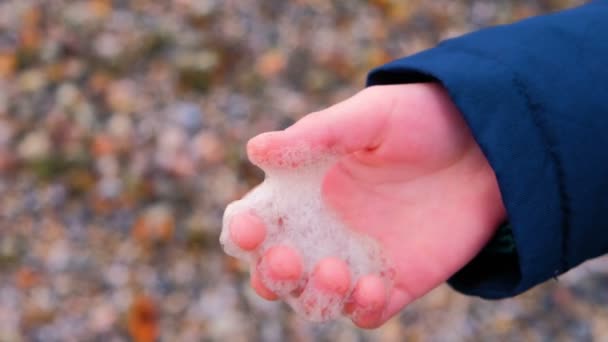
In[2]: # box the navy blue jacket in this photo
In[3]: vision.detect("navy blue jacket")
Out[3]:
[367,1,608,299]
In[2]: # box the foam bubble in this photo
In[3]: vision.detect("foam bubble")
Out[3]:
[220,146,394,322]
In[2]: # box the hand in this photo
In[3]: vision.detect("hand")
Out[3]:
[228,83,506,328]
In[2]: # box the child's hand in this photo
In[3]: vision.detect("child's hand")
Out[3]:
[228,83,506,328]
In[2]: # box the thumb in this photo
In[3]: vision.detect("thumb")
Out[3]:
[247,86,395,168]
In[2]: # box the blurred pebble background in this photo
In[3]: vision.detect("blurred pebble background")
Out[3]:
[0,0,605,341]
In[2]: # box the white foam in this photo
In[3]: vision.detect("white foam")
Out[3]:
[220,145,394,322]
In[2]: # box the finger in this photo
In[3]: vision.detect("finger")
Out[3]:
[258,245,303,284]
[229,212,266,251]
[310,257,351,295]
[346,275,389,329]
[295,258,350,321]
[380,288,413,323]
[352,309,384,329]
[247,87,392,168]
[250,270,279,301]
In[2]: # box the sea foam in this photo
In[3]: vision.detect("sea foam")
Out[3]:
[220,145,393,321]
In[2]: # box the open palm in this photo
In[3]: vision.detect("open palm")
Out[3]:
[228,83,506,328]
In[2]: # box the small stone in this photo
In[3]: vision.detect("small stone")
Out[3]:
[167,152,196,177]
[170,102,203,135]
[132,204,175,244]
[88,71,112,94]
[158,126,187,153]
[96,155,120,177]
[171,259,195,285]
[88,0,112,19]
[156,127,190,174]
[164,292,189,315]
[107,114,133,139]
[175,50,218,92]
[20,26,42,52]
[42,183,67,208]
[18,69,47,92]
[105,263,130,288]
[0,236,22,266]
[63,1,98,25]
[0,51,17,78]
[0,116,16,147]
[65,168,96,194]
[0,92,7,115]
[63,58,86,80]
[92,133,116,157]
[46,239,70,271]
[96,176,123,199]
[56,83,80,108]
[256,49,286,78]
[89,303,117,334]
[175,0,216,16]
[0,148,17,173]
[192,131,224,164]
[106,79,137,113]
[94,33,122,60]
[127,295,159,342]
[14,266,42,290]
[175,50,218,71]
[18,130,51,161]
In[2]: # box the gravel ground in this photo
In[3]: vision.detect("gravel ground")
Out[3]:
[1,0,605,341]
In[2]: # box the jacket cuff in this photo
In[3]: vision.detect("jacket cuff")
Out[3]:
[367,45,564,299]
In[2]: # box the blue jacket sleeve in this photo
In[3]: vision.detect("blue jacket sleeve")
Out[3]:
[367,1,608,299]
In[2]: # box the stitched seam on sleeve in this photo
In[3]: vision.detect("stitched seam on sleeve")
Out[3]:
[439,44,571,274]
[510,76,571,274]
